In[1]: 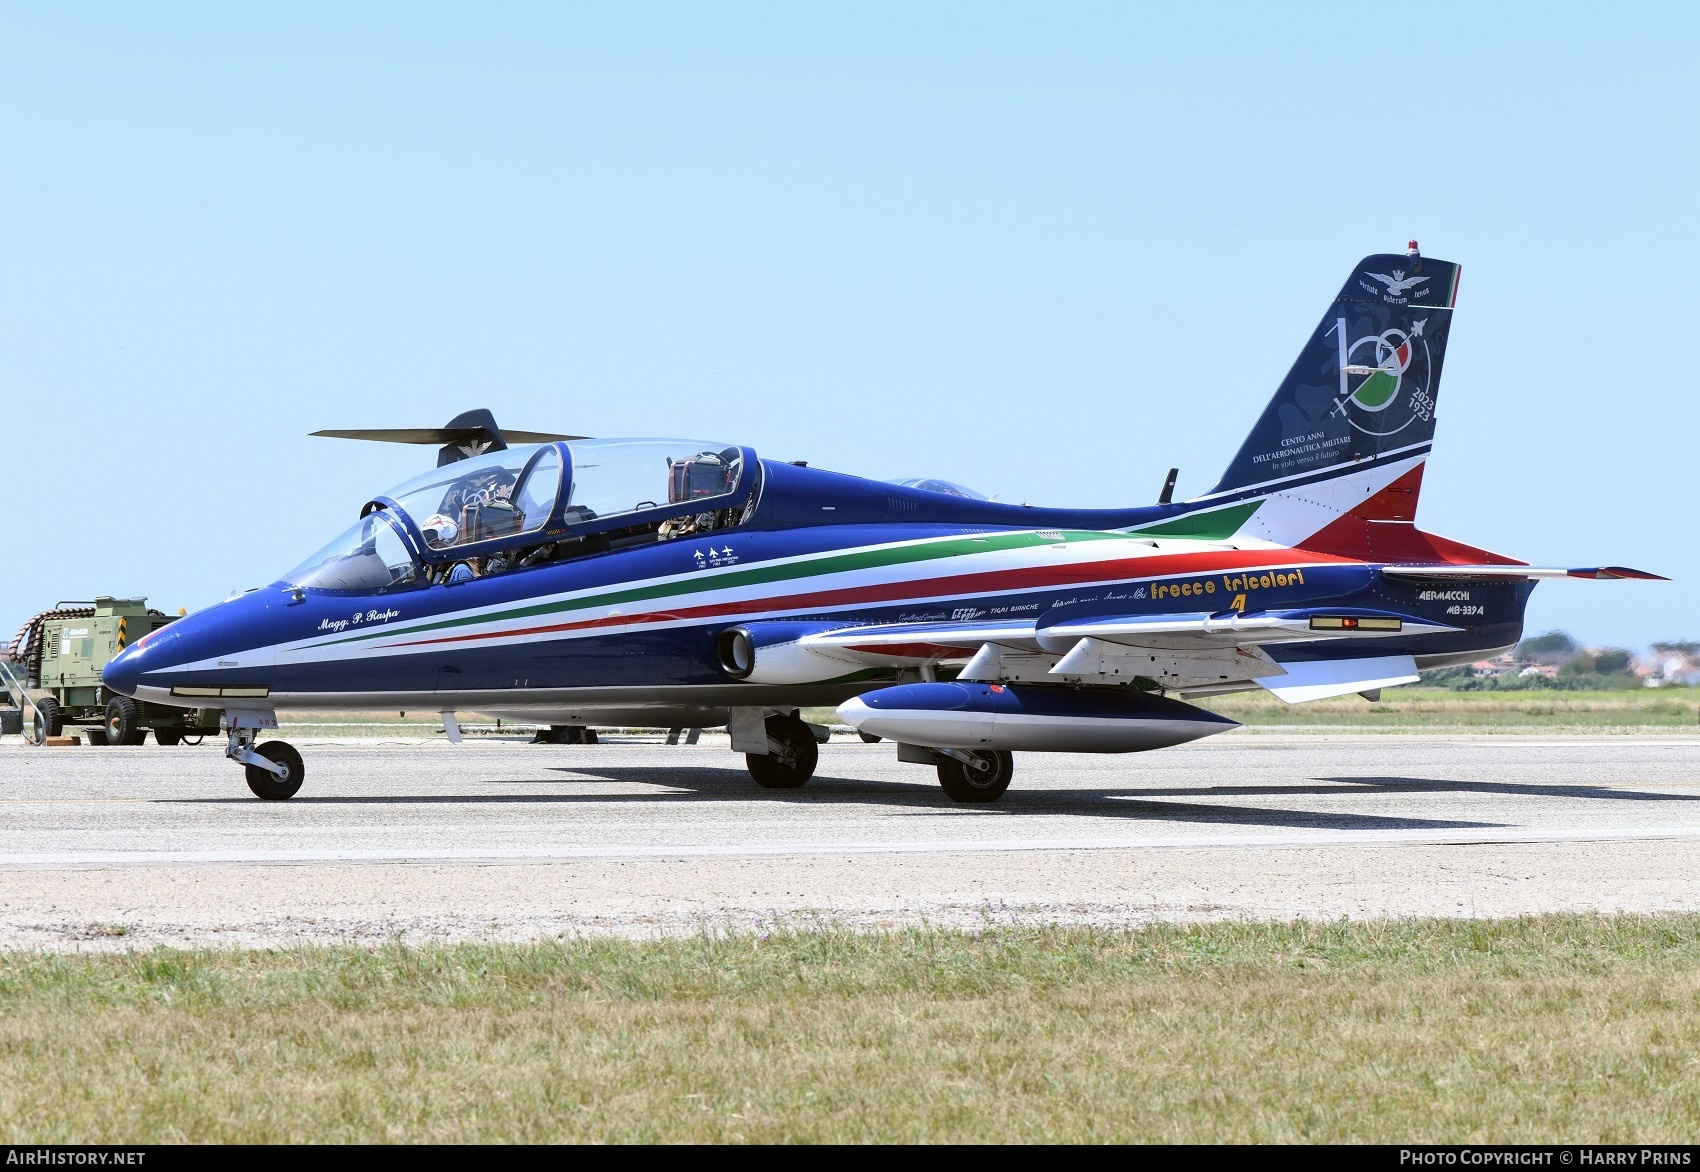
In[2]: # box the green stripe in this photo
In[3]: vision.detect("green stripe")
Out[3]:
[305,529,1079,650]
[1125,500,1261,540]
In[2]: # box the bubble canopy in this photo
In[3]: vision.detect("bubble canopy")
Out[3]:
[281,438,756,590]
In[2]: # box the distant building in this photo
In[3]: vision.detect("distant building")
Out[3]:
[1637,652,1700,688]
[1470,652,1518,678]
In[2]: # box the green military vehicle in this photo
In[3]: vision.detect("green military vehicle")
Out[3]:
[1,597,222,746]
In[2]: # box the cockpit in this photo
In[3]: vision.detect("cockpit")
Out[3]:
[284,438,756,593]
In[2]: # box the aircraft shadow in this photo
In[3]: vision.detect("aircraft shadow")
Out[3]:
[167,764,1507,832]
[1313,775,1699,804]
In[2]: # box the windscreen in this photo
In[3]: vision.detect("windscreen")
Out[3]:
[284,511,419,592]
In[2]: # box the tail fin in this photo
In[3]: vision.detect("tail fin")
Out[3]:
[1191,245,1463,551]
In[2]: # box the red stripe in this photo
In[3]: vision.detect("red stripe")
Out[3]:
[376,547,1353,652]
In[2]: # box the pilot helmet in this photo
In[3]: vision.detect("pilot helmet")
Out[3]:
[421,513,460,547]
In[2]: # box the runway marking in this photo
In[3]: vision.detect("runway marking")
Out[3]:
[0,799,159,806]
[3,824,1699,868]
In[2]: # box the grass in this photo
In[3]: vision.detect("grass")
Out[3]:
[1198,686,1700,732]
[3,916,1699,1142]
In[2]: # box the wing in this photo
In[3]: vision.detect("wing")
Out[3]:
[802,609,1454,658]
[1364,272,1397,287]
[774,609,1459,700]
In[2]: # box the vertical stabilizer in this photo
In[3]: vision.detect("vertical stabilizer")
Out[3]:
[1186,245,1463,552]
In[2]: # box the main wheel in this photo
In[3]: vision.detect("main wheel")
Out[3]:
[936,750,1014,803]
[30,697,61,744]
[746,713,818,789]
[153,729,183,746]
[104,697,145,746]
[245,741,305,800]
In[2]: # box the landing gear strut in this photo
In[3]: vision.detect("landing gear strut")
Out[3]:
[226,726,305,800]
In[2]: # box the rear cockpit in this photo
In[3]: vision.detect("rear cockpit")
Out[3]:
[283,438,759,592]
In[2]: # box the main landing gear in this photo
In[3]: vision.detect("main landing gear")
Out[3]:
[745,712,819,789]
[934,749,1014,803]
[226,726,305,800]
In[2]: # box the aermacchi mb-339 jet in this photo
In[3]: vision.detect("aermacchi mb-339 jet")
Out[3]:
[103,244,1661,802]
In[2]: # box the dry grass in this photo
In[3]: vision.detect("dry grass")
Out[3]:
[2,917,1699,1142]
[1200,687,1700,732]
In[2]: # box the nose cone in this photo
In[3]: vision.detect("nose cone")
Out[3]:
[102,630,184,698]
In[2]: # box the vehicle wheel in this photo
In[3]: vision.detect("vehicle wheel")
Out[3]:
[86,727,110,746]
[859,731,883,744]
[746,713,818,789]
[30,697,61,744]
[245,742,305,800]
[936,750,1014,803]
[154,729,182,746]
[104,697,145,746]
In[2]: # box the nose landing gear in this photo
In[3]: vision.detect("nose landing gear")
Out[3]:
[224,716,305,800]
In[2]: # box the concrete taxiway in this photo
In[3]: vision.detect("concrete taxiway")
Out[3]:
[1,731,1697,948]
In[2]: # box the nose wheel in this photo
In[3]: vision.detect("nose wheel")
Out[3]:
[226,725,305,800]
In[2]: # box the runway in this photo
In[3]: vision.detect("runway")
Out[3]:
[2,731,1698,947]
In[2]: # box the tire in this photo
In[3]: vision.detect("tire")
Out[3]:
[245,742,305,800]
[536,724,595,745]
[30,697,61,744]
[936,750,1014,803]
[104,697,145,746]
[858,731,883,744]
[86,727,109,746]
[154,729,182,746]
[746,713,818,789]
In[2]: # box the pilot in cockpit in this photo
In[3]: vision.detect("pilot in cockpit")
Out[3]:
[420,467,520,550]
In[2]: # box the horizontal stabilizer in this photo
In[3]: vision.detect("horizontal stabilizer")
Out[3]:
[1258,655,1420,704]
[311,427,587,444]
[312,409,589,467]
[1382,564,1667,581]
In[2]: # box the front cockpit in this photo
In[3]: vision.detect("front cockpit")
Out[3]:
[282,438,757,593]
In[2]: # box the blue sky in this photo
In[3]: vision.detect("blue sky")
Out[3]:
[3,3,1695,649]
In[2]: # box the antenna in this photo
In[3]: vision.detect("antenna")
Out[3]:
[1158,467,1179,505]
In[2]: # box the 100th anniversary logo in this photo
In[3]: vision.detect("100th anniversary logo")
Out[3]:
[1326,313,1438,439]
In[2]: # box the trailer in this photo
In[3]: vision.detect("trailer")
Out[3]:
[2,597,221,746]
